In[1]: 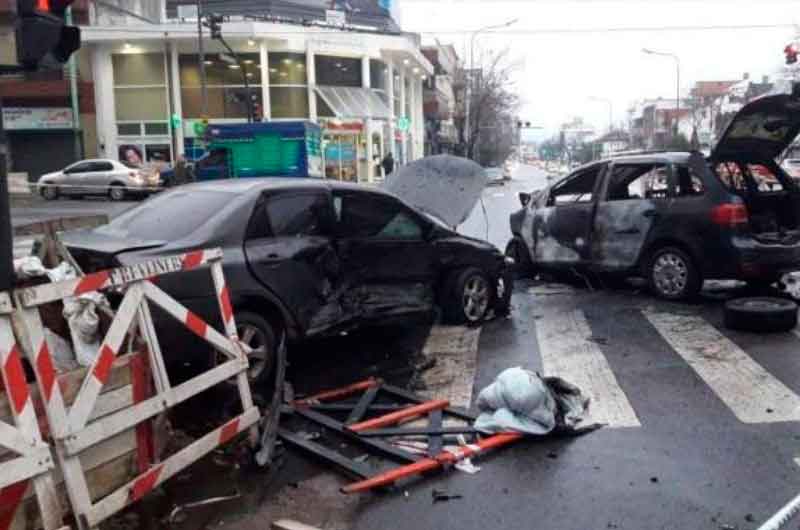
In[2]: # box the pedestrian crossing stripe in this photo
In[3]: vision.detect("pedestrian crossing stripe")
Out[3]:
[536,309,641,428]
[644,310,800,424]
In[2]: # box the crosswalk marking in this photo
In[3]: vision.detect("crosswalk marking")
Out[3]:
[536,309,641,428]
[644,311,800,423]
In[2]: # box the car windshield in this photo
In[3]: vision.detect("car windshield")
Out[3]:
[96,189,237,241]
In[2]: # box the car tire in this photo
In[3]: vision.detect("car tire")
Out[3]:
[108,184,126,201]
[505,237,534,279]
[724,297,798,333]
[442,267,493,325]
[646,246,702,300]
[41,185,58,200]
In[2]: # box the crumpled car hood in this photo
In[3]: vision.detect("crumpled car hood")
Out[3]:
[383,155,487,227]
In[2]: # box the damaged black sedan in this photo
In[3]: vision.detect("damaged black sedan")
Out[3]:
[507,90,800,300]
[64,176,512,383]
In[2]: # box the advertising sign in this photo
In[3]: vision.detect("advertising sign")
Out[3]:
[3,108,74,130]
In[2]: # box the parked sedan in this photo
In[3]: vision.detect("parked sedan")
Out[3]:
[37,159,160,201]
[64,178,512,384]
[506,91,800,300]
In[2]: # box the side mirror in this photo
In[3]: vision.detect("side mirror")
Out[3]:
[519,192,532,207]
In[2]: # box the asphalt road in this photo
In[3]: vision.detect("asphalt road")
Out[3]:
[16,167,800,530]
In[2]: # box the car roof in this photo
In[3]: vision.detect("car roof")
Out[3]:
[177,177,397,198]
[602,151,693,164]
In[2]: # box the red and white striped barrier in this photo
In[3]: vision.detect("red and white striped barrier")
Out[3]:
[0,310,66,530]
[12,248,259,530]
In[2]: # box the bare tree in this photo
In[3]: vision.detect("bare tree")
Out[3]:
[453,47,521,164]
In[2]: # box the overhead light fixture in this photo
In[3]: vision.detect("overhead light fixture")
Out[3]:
[246,72,254,77]
[269,68,278,73]
[297,63,304,68]
[123,42,132,49]
[279,71,288,77]
[421,75,427,80]
[335,62,342,67]
[247,39,256,46]
[243,59,254,64]
[203,60,214,66]
[403,58,410,65]
[283,58,292,64]
[228,64,241,69]
[413,67,420,73]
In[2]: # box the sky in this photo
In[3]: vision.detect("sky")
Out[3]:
[399,0,800,140]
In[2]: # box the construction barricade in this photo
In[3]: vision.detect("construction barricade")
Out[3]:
[2,247,259,529]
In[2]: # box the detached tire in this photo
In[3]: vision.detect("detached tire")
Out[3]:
[442,267,492,325]
[505,237,534,279]
[724,297,798,333]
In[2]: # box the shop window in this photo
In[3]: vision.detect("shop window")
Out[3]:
[370,59,388,91]
[315,55,362,87]
[269,53,307,85]
[112,53,166,86]
[115,87,168,121]
[270,87,308,119]
[317,94,336,118]
[181,87,263,119]
[144,122,169,136]
[180,54,262,86]
[117,123,141,136]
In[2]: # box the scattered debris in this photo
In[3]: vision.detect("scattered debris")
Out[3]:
[587,336,609,345]
[272,519,323,530]
[546,451,559,459]
[650,476,659,484]
[744,513,755,523]
[167,491,241,524]
[432,489,463,503]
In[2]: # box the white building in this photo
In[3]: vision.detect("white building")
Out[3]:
[82,0,432,183]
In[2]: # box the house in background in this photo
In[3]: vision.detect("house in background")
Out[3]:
[421,42,459,155]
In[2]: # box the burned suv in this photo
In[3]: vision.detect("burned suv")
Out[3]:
[507,91,800,300]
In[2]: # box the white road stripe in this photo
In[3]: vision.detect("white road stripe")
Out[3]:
[645,311,800,423]
[418,325,481,409]
[536,310,640,428]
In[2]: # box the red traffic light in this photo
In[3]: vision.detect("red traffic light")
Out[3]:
[786,43,798,65]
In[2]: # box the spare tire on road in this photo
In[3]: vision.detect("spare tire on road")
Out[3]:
[723,297,798,333]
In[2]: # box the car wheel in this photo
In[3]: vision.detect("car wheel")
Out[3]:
[505,237,534,279]
[41,185,58,200]
[724,297,798,332]
[646,246,701,300]
[108,184,126,201]
[443,267,492,324]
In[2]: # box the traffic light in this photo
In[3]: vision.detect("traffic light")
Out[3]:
[205,13,224,40]
[16,0,81,69]
[785,43,798,65]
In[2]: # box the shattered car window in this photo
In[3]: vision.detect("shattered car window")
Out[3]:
[549,165,602,205]
[265,193,330,237]
[607,164,669,201]
[746,164,783,191]
[675,166,705,197]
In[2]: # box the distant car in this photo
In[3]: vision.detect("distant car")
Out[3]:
[485,167,504,181]
[64,178,513,384]
[781,158,800,179]
[37,159,160,201]
[507,91,800,300]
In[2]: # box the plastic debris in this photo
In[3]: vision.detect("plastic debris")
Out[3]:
[167,491,241,524]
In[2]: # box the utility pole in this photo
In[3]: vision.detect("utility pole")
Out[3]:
[66,5,82,161]
[197,0,208,117]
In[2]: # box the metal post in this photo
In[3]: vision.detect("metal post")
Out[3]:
[0,98,13,292]
[65,6,82,161]
[197,0,208,117]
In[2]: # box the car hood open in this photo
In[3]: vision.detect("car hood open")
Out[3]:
[712,89,800,161]
[382,155,487,227]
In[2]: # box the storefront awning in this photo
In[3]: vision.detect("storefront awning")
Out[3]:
[316,86,392,120]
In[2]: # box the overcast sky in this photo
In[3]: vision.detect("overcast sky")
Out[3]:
[400,0,800,139]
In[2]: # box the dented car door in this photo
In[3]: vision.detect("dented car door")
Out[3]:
[592,161,672,269]
[331,189,436,322]
[244,190,341,333]
[532,164,605,265]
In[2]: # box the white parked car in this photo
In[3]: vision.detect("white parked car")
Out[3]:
[37,159,160,201]
[485,167,504,182]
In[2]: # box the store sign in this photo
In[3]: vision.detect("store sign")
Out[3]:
[310,36,367,53]
[325,9,346,26]
[3,107,74,130]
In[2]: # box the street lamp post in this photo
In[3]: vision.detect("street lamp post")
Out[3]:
[642,48,681,137]
[465,18,518,162]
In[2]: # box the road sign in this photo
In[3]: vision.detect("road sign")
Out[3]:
[397,116,410,132]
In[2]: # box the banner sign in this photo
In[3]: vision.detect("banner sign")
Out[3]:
[3,108,74,130]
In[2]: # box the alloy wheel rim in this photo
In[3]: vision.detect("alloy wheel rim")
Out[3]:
[653,253,688,296]
[462,275,490,322]
[111,187,124,200]
[237,323,272,381]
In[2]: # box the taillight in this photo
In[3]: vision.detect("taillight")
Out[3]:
[711,203,749,226]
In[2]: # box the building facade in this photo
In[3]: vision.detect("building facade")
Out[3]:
[81,0,430,183]
[421,43,459,156]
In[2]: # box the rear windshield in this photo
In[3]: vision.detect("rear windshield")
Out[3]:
[97,189,236,241]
